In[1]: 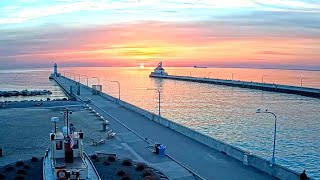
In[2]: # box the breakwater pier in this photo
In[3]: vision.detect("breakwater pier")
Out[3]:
[149,74,320,98]
[51,73,307,180]
[0,90,52,97]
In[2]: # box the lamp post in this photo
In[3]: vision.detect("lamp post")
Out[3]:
[81,75,89,86]
[65,72,70,78]
[92,77,100,85]
[300,78,303,87]
[111,81,121,100]
[232,73,236,80]
[147,88,161,119]
[208,72,212,78]
[262,75,267,83]
[189,71,192,77]
[256,109,277,164]
[75,74,81,83]
[70,72,76,81]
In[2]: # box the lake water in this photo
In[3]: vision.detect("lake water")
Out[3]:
[1,67,320,178]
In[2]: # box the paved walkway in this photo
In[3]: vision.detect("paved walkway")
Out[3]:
[56,76,275,180]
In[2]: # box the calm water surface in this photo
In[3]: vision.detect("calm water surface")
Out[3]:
[0,69,66,101]
[1,67,319,178]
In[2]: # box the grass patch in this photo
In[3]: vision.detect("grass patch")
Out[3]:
[17,169,27,175]
[5,165,15,172]
[103,161,110,166]
[107,155,116,162]
[135,162,147,171]
[0,173,6,180]
[142,169,155,177]
[121,176,131,180]
[23,164,30,170]
[122,159,132,166]
[14,175,25,180]
[117,170,126,176]
[15,161,24,167]
[91,154,98,160]
[144,175,160,180]
[31,157,38,162]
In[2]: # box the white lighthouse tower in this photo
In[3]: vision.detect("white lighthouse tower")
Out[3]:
[50,63,60,79]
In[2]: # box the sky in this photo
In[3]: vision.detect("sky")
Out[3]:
[0,0,320,69]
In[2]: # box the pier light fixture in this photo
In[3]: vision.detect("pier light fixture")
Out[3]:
[81,75,89,86]
[262,75,267,83]
[256,109,277,164]
[147,88,161,119]
[70,72,76,81]
[65,72,70,78]
[300,78,303,87]
[111,81,121,100]
[75,74,81,83]
[232,73,236,80]
[92,77,100,85]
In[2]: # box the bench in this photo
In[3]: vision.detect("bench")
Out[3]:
[106,130,116,139]
[91,138,105,146]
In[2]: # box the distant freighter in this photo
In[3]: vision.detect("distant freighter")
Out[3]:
[194,66,207,68]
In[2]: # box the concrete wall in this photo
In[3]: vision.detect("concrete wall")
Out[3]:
[57,76,304,180]
[150,74,320,98]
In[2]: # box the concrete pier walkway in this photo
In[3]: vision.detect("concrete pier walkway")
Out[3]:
[54,76,274,180]
[150,74,320,98]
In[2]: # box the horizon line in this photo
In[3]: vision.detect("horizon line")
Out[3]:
[1,65,320,72]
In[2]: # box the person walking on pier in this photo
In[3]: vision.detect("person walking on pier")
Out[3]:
[300,170,309,180]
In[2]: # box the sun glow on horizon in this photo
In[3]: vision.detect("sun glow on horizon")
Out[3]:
[139,64,145,68]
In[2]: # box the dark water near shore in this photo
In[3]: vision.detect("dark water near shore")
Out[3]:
[0,67,319,178]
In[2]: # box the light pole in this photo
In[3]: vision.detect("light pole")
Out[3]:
[75,74,81,83]
[81,75,89,86]
[111,81,120,100]
[256,109,277,164]
[65,72,71,78]
[189,71,192,77]
[232,73,236,80]
[262,75,267,83]
[92,77,100,85]
[208,72,212,78]
[70,72,76,81]
[147,88,161,119]
[300,78,303,87]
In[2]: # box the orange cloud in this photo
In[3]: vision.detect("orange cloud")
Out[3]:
[1,21,320,68]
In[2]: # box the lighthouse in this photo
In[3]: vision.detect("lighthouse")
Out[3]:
[49,63,60,79]
[54,63,58,76]
[150,61,168,76]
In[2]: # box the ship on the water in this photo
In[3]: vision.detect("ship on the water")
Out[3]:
[193,66,207,68]
[43,109,101,180]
